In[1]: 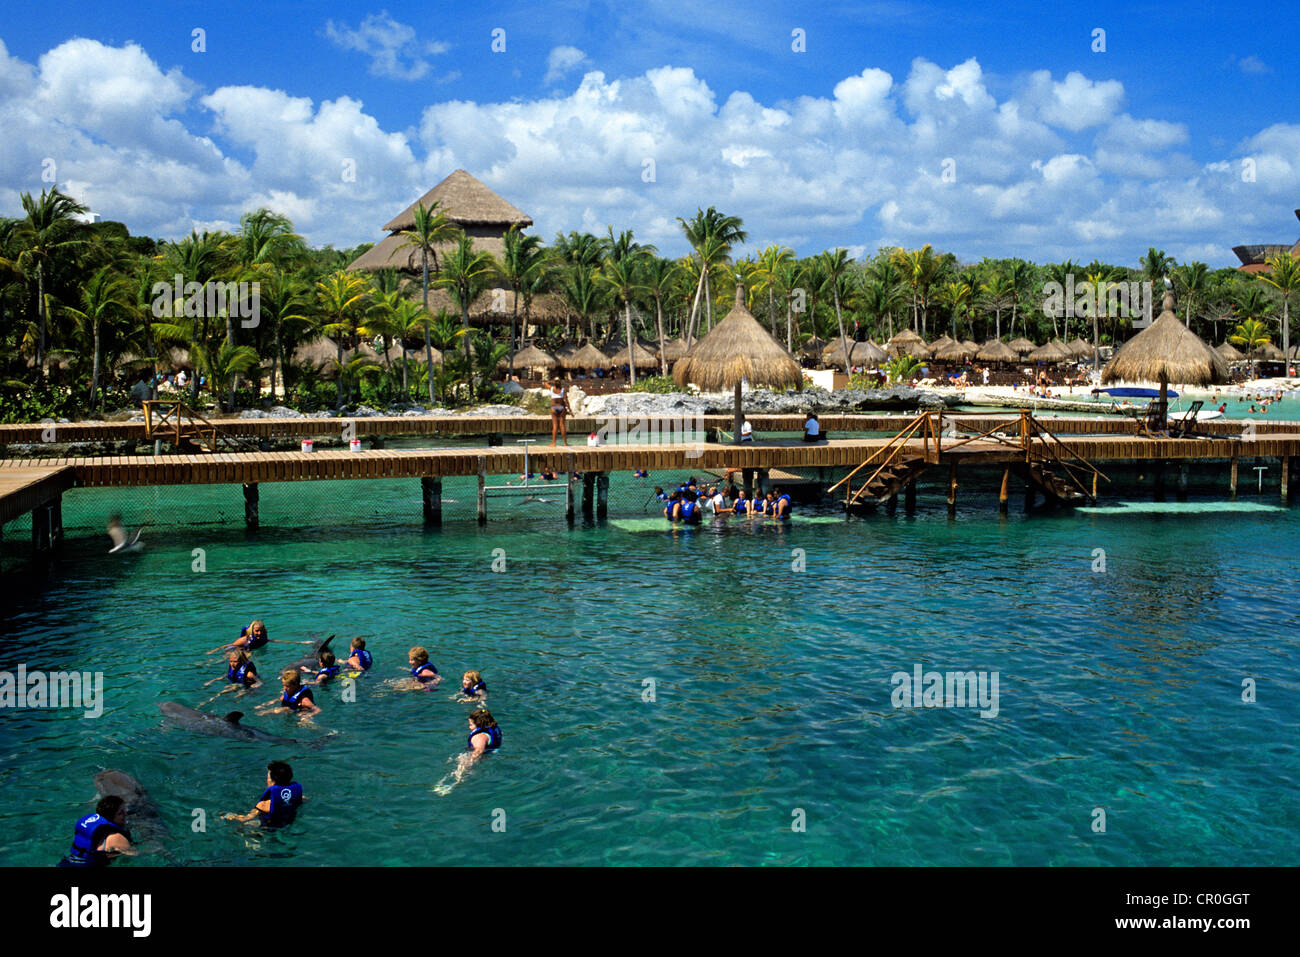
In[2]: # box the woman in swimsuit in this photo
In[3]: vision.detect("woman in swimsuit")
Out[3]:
[548,379,570,446]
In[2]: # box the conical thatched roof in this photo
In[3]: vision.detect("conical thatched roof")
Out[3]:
[607,341,659,368]
[658,339,690,361]
[1008,337,1036,354]
[1029,341,1072,362]
[511,343,558,370]
[1216,342,1244,361]
[673,285,803,391]
[888,328,925,346]
[932,339,972,361]
[293,337,342,366]
[1102,291,1227,387]
[929,334,957,353]
[1251,342,1286,361]
[852,340,887,363]
[977,339,1019,362]
[382,170,533,232]
[1067,337,1092,356]
[799,337,829,359]
[562,342,611,371]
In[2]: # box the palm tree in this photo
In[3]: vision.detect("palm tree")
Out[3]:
[1172,261,1209,330]
[820,249,854,375]
[1140,247,1176,287]
[561,264,602,342]
[1005,259,1034,339]
[1082,260,1119,370]
[642,257,679,375]
[1229,318,1273,377]
[779,259,806,350]
[891,245,940,334]
[314,270,370,410]
[979,273,1014,340]
[14,188,90,378]
[434,236,497,396]
[501,227,546,374]
[257,271,311,401]
[677,207,746,338]
[192,340,260,412]
[1258,253,1300,376]
[1043,260,1079,340]
[937,280,971,340]
[597,253,646,384]
[63,266,132,411]
[157,229,233,405]
[752,245,795,339]
[397,201,462,404]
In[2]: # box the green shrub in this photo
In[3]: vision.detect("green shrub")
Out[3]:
[628,375,676,394]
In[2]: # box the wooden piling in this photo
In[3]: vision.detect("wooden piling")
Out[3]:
[421,477,442,526]
[1177,463,1189,501]
[596,472,609,519]
[476,457,487,525]
[904,479,917,512]
[582,471,595,514]
[1282,457,1290,503]
[999,468,1010,512]
[243,482,259,529]
[742,468,754,500]
[566,455,576,523]
[1230,456,1238,499]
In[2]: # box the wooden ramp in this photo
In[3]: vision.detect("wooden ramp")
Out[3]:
[0,466,75,525]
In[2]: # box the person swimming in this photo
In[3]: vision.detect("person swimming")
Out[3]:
[678,491,702,525]
[58,796,133,867]
[207,620,311,656]
[458,670,488,700]
[256,669,320,718]
[223,761,304,828]
[772,487,792,520]
[343,636,372,673]
[303,650,341,685]
[407,646,440,688]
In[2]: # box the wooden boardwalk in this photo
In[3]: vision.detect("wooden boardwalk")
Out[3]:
[0,466,74,525]
[1,412,1294,448]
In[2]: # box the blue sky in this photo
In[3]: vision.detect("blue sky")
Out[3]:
[1,1,1296,265]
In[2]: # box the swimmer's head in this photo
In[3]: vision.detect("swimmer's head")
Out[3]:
[96,795,126,824]
[462,670,484,691]
[409,646,429,666]
[228,650,249,666]
[319,650,336,667]
[267,760,293,786]
[469,708,497,730]
[350,636,366,651]
[280,669,301,689]
[248,620,267,639]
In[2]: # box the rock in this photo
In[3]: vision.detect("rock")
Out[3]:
[351,405,382,417]
[239,409,268,418]
[269,406,302,418]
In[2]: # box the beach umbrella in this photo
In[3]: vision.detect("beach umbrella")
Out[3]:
[886,328,930,358]
[609,340,659,369]
[977,339,1018,363]
[1102,289,1227,426]
[1067,337,1092,357]
[673,282,803,445]
[561,342,611,372]
[852,340,887,363]
[1251,342,1286,361]
[1008,337,1036,355]
[931,340,971,361]
[1216,342,1244,361]
[1028,341,1072,362]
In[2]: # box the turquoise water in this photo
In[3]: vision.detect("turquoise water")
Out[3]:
[2,479,1298,866]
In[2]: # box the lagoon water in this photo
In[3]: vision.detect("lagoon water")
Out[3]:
[1,476,1297,866]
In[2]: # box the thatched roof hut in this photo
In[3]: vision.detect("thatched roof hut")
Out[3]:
[1008,337,1036,355]
[561,342,612,371]
[658,339,690,361]
[852,340,887,364]
[886,328,930,358]
[1252,342,1286,361]
[293,337,341,366]
[609,341,659,368]
[799,337,829,360]
[673,283,803,444]
[1066,337,1092,357]
[511,343,558,372]
[1102,290,1227,423]
[928,335,956,353]
[1028,341,1072,362]
[977,339,1019,363]
[1216,342,1245,361]
[931,339,972,361]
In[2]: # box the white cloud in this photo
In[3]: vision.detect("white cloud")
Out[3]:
[1237,55,1270,75]
[323,12,448,81]
[544,46,589,86]
[1025,70,1125,132]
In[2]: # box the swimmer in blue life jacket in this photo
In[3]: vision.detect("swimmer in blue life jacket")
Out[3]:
[456,670,488,702]
[343,636,373,674]
[677,492,702,525]
[202,649,262,705]
[302,649,341,685]
[207,620,312,656]
[57,796,134,867]
[454,709,503,783]
[771,486,793,520]
[255,669,321,719]
[223,761,305,828]
[404,646,441,690]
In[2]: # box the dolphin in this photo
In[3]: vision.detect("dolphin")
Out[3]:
[158,702,300,745]
[286,634,336,673]
[92,769,174,862]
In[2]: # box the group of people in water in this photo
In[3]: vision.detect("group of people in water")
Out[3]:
[60,619,502,866]
[650,474,794,523]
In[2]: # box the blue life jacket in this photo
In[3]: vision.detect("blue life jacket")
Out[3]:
[281,686,314,710]
[734,498,750,513]
[664,503,679,521]
[411,663,438,682]
[463,681,487,697]
[467,725,502,751]
[680,500,700,524]
[226,661,256,686]
[775,493,792,516]
[350,649,372,670]
[60,813,123,867]
[258,782,303,828]
[240,626,268,650]
[316,664,341,681]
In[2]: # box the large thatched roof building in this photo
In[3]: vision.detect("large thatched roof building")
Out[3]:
[347,170,563,327]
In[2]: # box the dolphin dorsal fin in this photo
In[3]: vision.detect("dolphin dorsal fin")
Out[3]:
[225,711,243,725]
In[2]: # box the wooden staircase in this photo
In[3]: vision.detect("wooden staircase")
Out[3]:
[1021,462,1088,503]
[848,455,929,508]
[142,399,256,453]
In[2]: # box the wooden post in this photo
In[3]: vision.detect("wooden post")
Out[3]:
[947,462,958,514]
[743,468,754,500]
[904,478,917,512]
[596,472,609,519]
[243,482,259,529]
[1177,463,1189,501]
[582,471,595,514]
[476,457,487,525]
[1230,456,1238,499]
[566,455,576,523]
[1024,477,1035,510]
[758,468,770,497]
[999,468,1010,512]
[1153,460,1166,501]
[31,504,52,554]
[885,491,898,513]
[1282,457,1290,503]
[421,477,442,526]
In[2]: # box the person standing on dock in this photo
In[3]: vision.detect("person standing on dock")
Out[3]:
[548,379,571,446]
